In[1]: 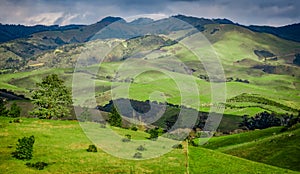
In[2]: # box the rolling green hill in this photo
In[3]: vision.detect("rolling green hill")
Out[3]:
[202,125,300,171]
[0,117,297,173]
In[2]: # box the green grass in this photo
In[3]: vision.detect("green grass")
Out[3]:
[189,146,297,174]
[0,117,186,173]
[202,127,283,150]
[0,117,296,173]
[200,125,300,172]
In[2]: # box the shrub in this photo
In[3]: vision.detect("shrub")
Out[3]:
[133,152,142,159]
[12,118,22,123]
[9,102,21,118]
[131,126,138,131]
[136,145,146,151]
[12,135,35,160]
[99,123,106,128]
[0,99,8,116]
[26,162,48,170]
[87,145,97,152]
[122,134,131,142]
[172,144,183,149]
[148,128,159,140]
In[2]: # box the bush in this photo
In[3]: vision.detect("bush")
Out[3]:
[26,162,48,170]
[136,145,146,151]
[87,145,97,152]
[122,134,131,142]
[99,123,106,128]
[9,102,21,118]
[148,128,159,140]
[131,126,138,131]
[12,135,35,160]
[133,152,142,159]
[172,144,183,149]
[12,118,22,123]
[0,99,8,116]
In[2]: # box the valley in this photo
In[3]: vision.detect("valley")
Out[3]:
[0,15,300,173]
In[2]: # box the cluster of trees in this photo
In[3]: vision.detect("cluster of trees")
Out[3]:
[240,111,300,130]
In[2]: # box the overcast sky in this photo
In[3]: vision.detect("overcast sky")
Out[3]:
[0,0,299,26]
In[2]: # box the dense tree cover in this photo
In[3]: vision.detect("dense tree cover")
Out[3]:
[240,112,281,130]
[30,74,72,119]
[12,135,35,160]
[240,111,300,130]
[108,106,122,127]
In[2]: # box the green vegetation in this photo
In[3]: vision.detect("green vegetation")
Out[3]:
[0,99,8,116]
[12,135,35,160]
[201,125,300,171]
[1,117,295,173]
[25,161,48,170]
[86,145,97,152]
[1,16,300,173]
[30,74,72,119]
[189,146,297,173]
[8,102,21,118]
[108,106,122,127]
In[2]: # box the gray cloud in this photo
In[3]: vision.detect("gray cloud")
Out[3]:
[0,0,299,26]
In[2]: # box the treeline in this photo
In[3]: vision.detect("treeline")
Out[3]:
[240,111,300,130]
[228,93,299,113]
[198,75,249,83]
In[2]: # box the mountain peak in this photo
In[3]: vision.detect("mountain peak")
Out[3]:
[98,16,125,23]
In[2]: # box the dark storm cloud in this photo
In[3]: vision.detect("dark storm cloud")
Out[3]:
[0,0,299,26]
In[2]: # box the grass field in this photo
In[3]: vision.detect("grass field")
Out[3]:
[201,125,300,171]
[0,117,297,173]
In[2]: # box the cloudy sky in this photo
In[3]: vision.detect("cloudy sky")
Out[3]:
[0,0,299,26]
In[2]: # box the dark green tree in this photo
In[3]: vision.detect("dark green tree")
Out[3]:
[148,128,159,140]
[12,135,35,160]
[30,74,72,119]
[0,98,8,116]
[108,106,122,127]
[9,102,21,118]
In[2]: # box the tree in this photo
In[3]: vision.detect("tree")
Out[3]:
[30,74,72,119]
[108,106,122,127]
[0,98,8,116]
[148,128,159,140]
[12,135,35,160]
[9,102,21,118]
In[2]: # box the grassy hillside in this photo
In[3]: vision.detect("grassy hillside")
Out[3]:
[201,125,300,171]
[189,146,297,174]
[0,117,297,173]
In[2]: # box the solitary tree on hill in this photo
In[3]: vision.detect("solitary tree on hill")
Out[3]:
[30,74,72,119]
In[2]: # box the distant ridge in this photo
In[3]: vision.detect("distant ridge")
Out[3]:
[1,15,300,43]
